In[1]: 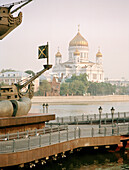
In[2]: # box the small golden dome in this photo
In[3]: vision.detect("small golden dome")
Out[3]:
[74,49,80,56]
[55,48,62,57]
[96,49,102,57]
[69,32,88,47]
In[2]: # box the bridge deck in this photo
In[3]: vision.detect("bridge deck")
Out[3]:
[0,123,129,167]
[47,112,129,125]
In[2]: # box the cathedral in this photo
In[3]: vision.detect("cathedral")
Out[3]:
[52,27,104,83]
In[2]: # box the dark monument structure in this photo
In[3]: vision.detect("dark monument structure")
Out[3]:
[0,0,55,135]
[0,0,32,40]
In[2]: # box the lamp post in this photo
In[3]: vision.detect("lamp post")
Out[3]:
[98,106,102,133]
[111,107,115,134]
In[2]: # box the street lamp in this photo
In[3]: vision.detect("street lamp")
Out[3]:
[111,107,115,134]
[98,106,103,133]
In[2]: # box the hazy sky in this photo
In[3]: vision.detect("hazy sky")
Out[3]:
[0,0,129,79]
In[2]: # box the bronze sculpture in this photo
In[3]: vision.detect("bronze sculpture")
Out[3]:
[0,1,52,117]
[0,0,32,40]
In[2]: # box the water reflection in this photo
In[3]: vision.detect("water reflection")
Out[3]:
[31,149,129,170]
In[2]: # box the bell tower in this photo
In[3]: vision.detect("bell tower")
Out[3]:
[96,47,102,64]
[55,47,62,65]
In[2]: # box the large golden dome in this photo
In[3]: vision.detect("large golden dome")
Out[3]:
[69,31,88,47]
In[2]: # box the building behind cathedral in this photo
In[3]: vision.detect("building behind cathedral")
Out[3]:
[52,28,104,83]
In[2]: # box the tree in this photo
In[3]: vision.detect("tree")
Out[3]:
[60,74,89,96]
[69,80,86,95]
[60,83,69,96]
[87,82,116,96]
[70,73,89,87]
[35,80,51,96]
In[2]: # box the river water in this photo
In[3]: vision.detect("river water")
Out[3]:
[30,101,129,117]
[29,101,129,170]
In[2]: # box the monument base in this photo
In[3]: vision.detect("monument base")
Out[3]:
[0,113,55,134]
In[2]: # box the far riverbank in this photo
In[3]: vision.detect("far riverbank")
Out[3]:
[32,95,129,105]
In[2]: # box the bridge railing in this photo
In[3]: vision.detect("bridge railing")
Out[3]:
[0,124,129,154]
[53,112,129,124]
[0,125,68,141]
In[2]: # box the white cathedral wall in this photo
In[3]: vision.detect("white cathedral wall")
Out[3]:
[68,46,89,62]
[86,66,104,83]
[53,64,104,83]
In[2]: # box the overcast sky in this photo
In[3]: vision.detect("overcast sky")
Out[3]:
[0,0,129,79]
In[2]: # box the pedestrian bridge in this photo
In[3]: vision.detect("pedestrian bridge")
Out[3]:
[47,111,129,125]
[0,123,129,167]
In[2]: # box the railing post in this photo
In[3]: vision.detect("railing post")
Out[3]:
[82,114,84,121]
[118,112,120,118]
[87,115,89,121]
[74,128,76,139]
[94,114,96,120]
[13,139,15,152]
[58,130,60,143]
[104,127,106,136]
[39,135,41,147]
[57,117,59,123]
[106,113,108,119]
[17,131,19,139]
[43,127,45,134]
[28,137,30,150]
[90,118,92,125]
[91,128,94,137]
[7,133,9,141]
[76,118,78,125]
[116,118,118,124]
[117,126,119,136]
[50,124,52,133]
[61,117,63,124]
[104,118,106,124]
[35,129,37,136]
[69,116,72,122]
[49,131,51,145]
[74,116,76,123]
[112,127,114,136]
[67,127,68,141]
[78,128,81,138]
[124,112,126,123]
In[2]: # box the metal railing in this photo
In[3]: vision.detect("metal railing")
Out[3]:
[0,123,129,154]
[0,125,67,141]
[48,112,129,124]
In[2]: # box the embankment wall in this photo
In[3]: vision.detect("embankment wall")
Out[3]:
[32,95,129,104]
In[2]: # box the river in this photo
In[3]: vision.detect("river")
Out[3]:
[32,149,129,170]
[30,101,129,117]
[28,101,129,170]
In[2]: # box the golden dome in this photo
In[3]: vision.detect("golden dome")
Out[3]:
[69,32,88,47]
[74,49,80,56]
[96,49,102,57]
[55,48,62,57]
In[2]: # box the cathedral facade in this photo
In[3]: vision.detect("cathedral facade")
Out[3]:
[52,28,104,83]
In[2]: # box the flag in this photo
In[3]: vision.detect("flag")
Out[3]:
[38,44,48,59]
